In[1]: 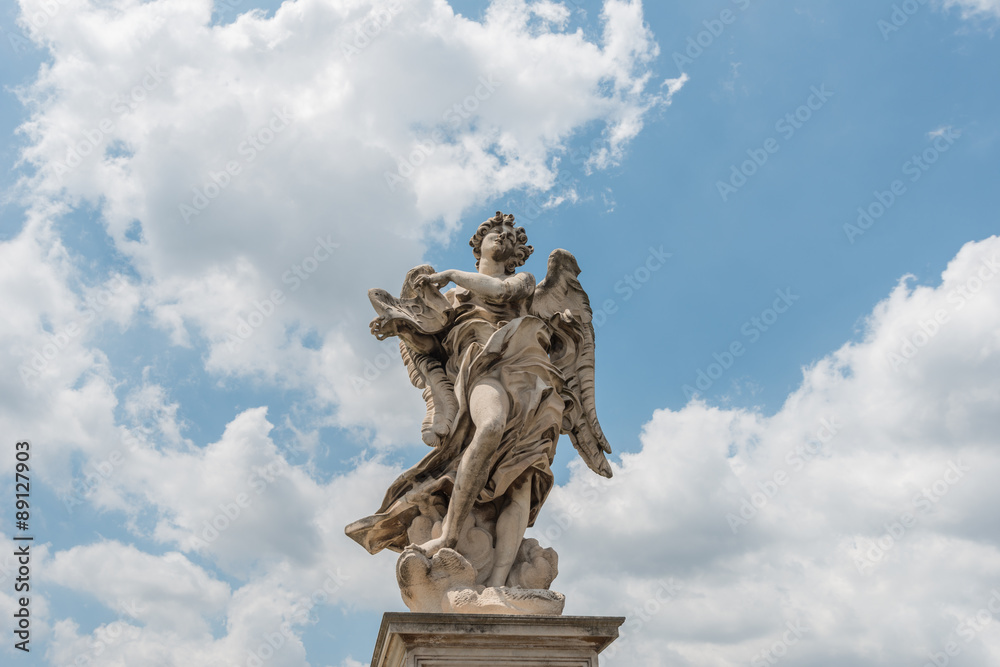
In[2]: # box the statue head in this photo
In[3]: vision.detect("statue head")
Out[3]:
[469,211,533,275]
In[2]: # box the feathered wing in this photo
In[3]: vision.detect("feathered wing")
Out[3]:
[369,265,458,447]
[398,339,458,447]
[531,249,613,478]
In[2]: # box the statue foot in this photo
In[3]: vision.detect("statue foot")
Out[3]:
[410,535,452,557]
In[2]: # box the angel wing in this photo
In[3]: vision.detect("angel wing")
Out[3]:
[368,265,458,447]
[398,339,458,447]
[531,249,613,478]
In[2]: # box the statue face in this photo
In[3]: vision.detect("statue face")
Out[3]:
[482,226,515,262]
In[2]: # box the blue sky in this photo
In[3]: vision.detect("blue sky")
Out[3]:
[1,0,999,665]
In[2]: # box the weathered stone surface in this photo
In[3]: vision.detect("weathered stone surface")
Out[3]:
[397,547,476,613]
[447,586,565,615]
[397,546,564,615]
[370,612,624,667]
[346,211,615,611]
[506,538,558,590]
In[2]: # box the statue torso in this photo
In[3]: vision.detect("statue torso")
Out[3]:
[443,272,536,354]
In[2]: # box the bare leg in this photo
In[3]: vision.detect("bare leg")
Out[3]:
[488,471,532,588]
[414,379,508,555]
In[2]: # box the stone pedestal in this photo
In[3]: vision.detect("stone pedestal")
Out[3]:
[370,613,624,667]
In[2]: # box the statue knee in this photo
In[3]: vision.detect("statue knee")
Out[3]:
[475,418,505,441]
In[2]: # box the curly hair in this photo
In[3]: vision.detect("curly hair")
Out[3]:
[469,211,533,275]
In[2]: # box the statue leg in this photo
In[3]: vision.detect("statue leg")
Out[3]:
[414,378,508,555]
[488,470,532,588]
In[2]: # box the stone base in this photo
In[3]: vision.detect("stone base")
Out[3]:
[397,546,563,615]
[370,612,625,667]
[446,586,565,615]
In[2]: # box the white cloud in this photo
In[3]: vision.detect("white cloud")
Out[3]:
[663,72,689,101]
[942,0,1000,19]
[9,0,671,446]
[530,0,572,28]
[0,214,130,486]
[34,398,408,665]
[336,658,369,667]
[5,1,998,665]
[536,236,1000,666]
[0,10,673,660]
[44,541,230,636]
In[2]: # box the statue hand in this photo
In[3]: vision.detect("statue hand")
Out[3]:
[370,316,391,340]
[413,270,453,290]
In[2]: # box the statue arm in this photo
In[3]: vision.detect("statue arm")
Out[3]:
[416,269,534,302]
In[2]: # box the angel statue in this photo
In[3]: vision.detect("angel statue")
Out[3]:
[346,211,613,615]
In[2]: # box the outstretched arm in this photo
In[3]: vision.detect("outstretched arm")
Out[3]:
[414,269,533,301]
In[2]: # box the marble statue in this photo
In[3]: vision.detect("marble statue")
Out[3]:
[346,211,613,615]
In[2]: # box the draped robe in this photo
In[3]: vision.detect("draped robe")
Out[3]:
[346,271,566,555]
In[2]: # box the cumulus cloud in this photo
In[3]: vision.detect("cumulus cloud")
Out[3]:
[25,226,999,666]
[8,0,674,446]
[1,2,679,662]
[45,542,230,635]
[537,236,1000,666]
[33,395,408,665]
[4,0,997,666]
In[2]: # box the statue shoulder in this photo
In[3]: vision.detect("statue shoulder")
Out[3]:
[510,271,535,288]
[500,271,535,300]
